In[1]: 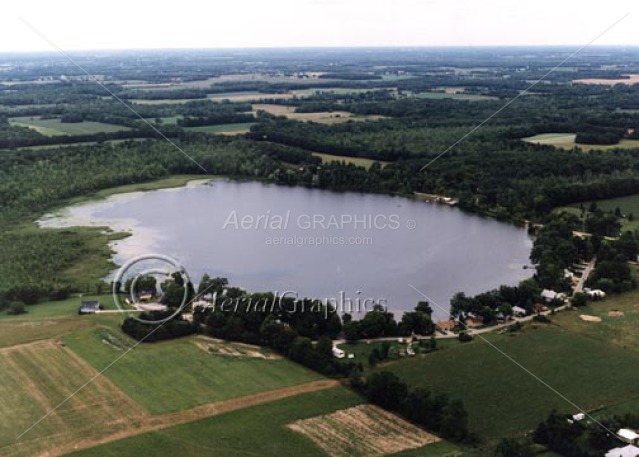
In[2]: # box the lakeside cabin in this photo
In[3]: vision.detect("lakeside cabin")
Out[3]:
[78,300,100,315]
[512,306,527,317]
[541,289,566,303]
[435,320,455,332]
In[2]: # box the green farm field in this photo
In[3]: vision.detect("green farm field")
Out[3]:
[379,324,639,441]
[8,116,132,136]
[67,387,365,457]
[63,327,322,414]
[0,340,147,457]
[67,386,471,457]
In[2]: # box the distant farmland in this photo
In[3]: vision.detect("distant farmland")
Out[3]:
[312,152,388,170]
[407,91,497,101]
[253,103,384,124]
[9,116,131,136]
[573,74,639,85]
[184,122,254,135]
[522,132,639,151]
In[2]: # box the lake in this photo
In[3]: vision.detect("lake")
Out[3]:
[39,179,533,320]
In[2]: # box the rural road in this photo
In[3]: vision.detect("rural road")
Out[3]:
[573,257,596,295]
[334,304,573,347]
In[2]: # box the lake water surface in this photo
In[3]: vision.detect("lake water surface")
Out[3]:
[40,180,533,319]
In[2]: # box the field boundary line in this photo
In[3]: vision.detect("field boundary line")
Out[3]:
[418,12,630,172]
[0,339,58,354]
[44,379,340,457]
[18,16,209,174]
[407,283,623,443]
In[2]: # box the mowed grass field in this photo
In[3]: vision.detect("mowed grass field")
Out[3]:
[552,289,639,354]
[380,324,639,441]
[522,132,639,151]
[63,326,321,414]
[0,340,147,457]
[9,116,132,136]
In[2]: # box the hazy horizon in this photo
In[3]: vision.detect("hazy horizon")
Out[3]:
[1,0,635,53]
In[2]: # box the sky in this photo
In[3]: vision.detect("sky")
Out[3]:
[1,0,636,52]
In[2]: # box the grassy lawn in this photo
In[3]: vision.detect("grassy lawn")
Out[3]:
[0,293,125,348]
[312,152,388,170]
[337,338,460,366]
[378,324,639,441]
[9,116,132,136]
[523,132,639,151]
[0,294,115,321]
[63,328,322,414]
[552,289,639,352]
[67,387,365,457]
[0,318,91,349]
[184,122,254,135]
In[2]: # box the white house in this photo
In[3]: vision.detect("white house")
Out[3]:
[541,289,566,302]
[605,444,639,457]
[572,413,586,421]
[584,288,606,299]
[332,346,345,359]
[618,429,639,444]
[512,306,527,317]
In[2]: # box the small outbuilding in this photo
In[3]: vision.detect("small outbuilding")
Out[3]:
[332,346,345,359]
[78,300,100,315]
[618,429,639,444]
[572,413,586,421]
[584,288,606,299]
